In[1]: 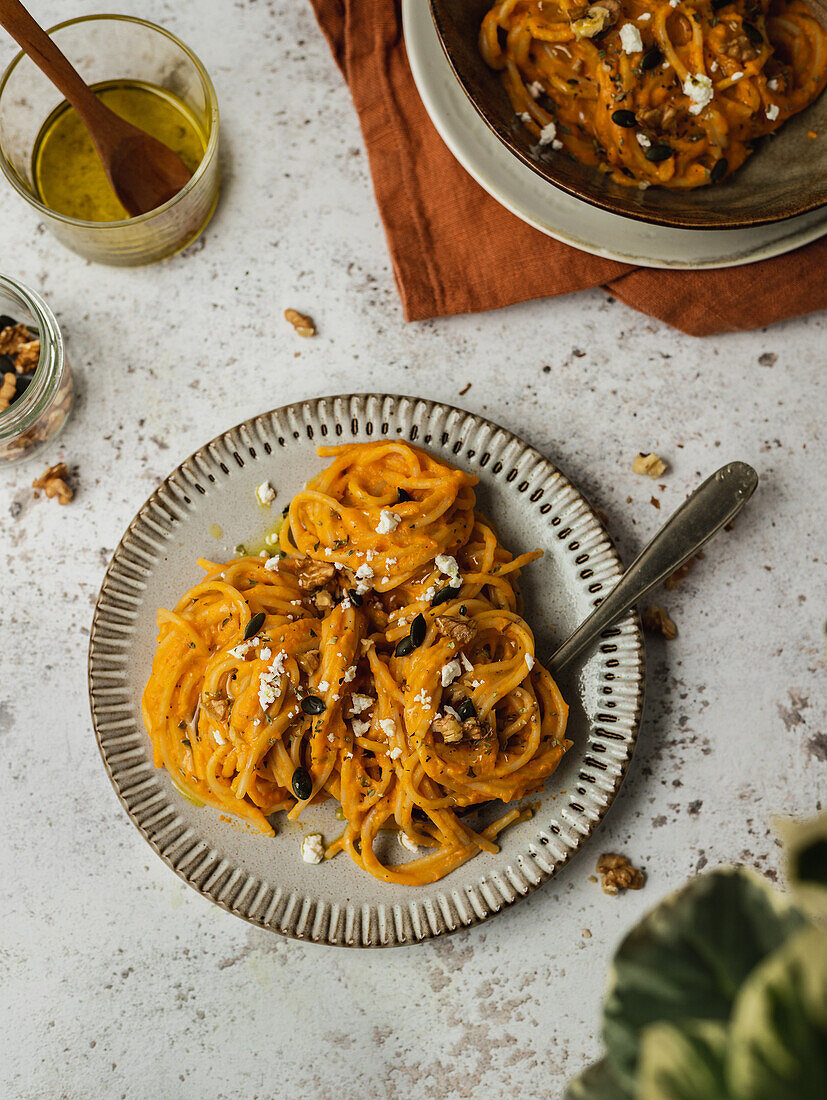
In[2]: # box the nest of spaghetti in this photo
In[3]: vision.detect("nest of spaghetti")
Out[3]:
[480,0,827,189]
[142,441,570,885]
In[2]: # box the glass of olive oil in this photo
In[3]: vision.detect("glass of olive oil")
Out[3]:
[0,16,219,266]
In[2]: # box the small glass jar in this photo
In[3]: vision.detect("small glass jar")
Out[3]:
[0,274,73,466]
[0,15,219,266]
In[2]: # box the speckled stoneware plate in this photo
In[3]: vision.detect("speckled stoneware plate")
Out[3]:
[405,0,827,266]
[88,395,644,947]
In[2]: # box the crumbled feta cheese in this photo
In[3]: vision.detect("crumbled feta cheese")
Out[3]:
[423,585,437,602]
[399,833,419,852]
[389,746,402,761]
[683,73,714,116]
[731,71,744,82]
[256,481,276,506]
[638,12,651,20]
[636,133,651,148]
[229,639,253,659]
[259,647,272,661]
[669,0,679,6]
[768,77,779,91]
[527,80,544,99]
[351,694,373,714]
[520,111,532,124]
[324,547,334,556]
[339,593,353,610]
[379,718,396,738]
[441,659,462,687]
[365,549,376,562]
[435,554,461,587]
[538,121,558,147]
[343,666,356,683]
[351,718,371,736]
[460,652,474,673]
[413,689,432,709]
[265,532,280,547]
[213,730,225,746]
[386,557,397,568]
[354,563,374,595]
[301,834,325,864]
[766,103,779,121]
[525,653,536,671]
[551,139,563,150]
[263,556,279,571]
[638,181,650,190]
[376,508,401,534]
[317,680,330,692]
[619,23,643,54]
[258,650,288,710]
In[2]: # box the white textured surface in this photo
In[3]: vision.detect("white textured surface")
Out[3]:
[0,2,825,1097]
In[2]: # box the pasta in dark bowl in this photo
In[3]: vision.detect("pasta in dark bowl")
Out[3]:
[429,0,827,228]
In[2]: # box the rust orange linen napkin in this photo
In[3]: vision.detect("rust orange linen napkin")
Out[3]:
[309,0,827,336]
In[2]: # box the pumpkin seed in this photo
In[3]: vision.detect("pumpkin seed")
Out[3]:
[611,109,637,128]
[397,488,412,502]
[291,766,312,800]
[644,143,674,162]
[640,47,662,71]
[457,699,477,721]
[347,588,363,606]
[410,613,426,647]
[395,635,414,658]
[430,586,455,608]
[301,695,326,715]
[743,21,763,44]
[244,612,265,640]
[710,158,728,183]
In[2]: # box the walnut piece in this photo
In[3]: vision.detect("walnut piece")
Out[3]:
[0,372,15,411]
[632,452,667,477]
[313,590,333,612]
[13,339,40,373]
[32,462,73,504]
[295,558,337,591]
[0,322,34,358]
[665,552,702,589]
[641,605,677,639]
[723,34,758,62]
[284,308,316,338]
[461,716,490,741]
[297,649,320,676]
[434,615,477,646]
[572,0,619,38]
[637,104,678,131]
[204,692,230,722]
[432,714,463,743]
[596,852,645,895]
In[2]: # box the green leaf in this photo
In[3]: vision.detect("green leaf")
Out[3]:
[777,811,827,916]
[602,868,807,1090]
[564,1058,632,1100]
[638,1020,730,1100]
[727,926,827,1100]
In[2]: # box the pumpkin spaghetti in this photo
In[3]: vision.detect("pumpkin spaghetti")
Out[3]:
[142,442,570,885]
[480,0,827,188]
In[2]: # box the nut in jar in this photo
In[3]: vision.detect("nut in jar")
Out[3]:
[0,275,73,466]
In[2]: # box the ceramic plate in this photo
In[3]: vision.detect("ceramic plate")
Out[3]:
[404,0,827,267]
[88,395,644,947]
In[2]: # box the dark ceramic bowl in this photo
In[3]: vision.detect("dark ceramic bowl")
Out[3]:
[429,0,827,229]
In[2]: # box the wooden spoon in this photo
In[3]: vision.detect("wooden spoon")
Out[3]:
[0,0,192,216]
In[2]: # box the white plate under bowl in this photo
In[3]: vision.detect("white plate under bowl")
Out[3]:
[403,0,827,269]
[88,395,644,947]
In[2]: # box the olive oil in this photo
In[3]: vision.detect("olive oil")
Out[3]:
[33,80,207,222]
